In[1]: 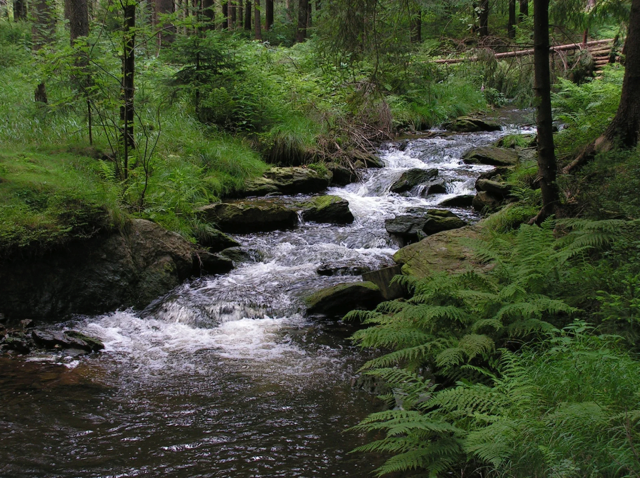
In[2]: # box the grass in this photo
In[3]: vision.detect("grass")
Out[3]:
[0,147,125,256]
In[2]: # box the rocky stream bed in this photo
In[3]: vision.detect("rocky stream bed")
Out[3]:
[0,115,535,477]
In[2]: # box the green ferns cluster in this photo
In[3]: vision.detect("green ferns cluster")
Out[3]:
[348,220,640,477]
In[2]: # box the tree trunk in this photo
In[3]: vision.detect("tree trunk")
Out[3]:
[203,0,215,28]
[518,0,528,21]
[254,0,262,39]
[478,0,489,37]
[563,0,640,174]
[410,8,421,43]
[13,0,26,20]
[230,0,236,26]
[265,0,273,30]
[238,1,243,28]
[121,2,136,179]
[222,0,228,28]
[296,0,307,42]
[69,0,92,143]
[31,0,57,104]
[244,0,252,29]
[508,0,516,38]
[155,0,175,46]
[531,0,559,222]
[285,0,292,22]
[306,0,311,28]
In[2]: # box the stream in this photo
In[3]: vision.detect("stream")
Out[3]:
[0,124,531,477]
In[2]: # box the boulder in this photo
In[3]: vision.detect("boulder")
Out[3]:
[472,191,502,212]
[304,282,383,317]
[218,247,263,264]
[385,214,427,245]
[197,228,240,252]
[422,210,467,235]
[0,219,195,320]
[386,209,466,245]
[438,195,475,207]
[243,166,332,197]
[193,251,234,276]
[463,146,518,166]
[493,134,536,148]
[444,116,501,133]
[362,265,405,301]
[393,225,487,278]
[326,162,357,186]
[422,178,447,195]
[317,262,373,276]
[31,330,104,353]
[301,195,354,224]
[477,167,512,182]
[475,178,513,199]
[390,168,439,194]
[199,201,298,233]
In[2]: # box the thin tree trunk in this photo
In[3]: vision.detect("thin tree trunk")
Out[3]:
[222,0,228,28]
[244,0,252,29]
[155,0,175,47]
[121,2,136,179]
[285,0,292,22]
[203,0,215,28]
[531,0,559,223]
[254,0,262,39]
[519,0,528,21]
[410,8,421,43]
[295,0,307,42]
[306,0,311,28]
[13,0,26,20]
[32,0,56,104]
[478,0,489,37]
[230,0,236,26]
[508,0,516,38]
[238,1,242,28]
[69,0,92,144]
[265,0,273,30]
[563,0,640,173]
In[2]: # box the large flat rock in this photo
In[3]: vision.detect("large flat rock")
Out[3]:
[393,225,486,278]
[463,146,518,166]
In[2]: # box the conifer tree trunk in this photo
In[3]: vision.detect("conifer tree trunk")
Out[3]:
[121,1,136,179]
[254,0,262,39]
[519,0,528,21]
[69,0,92,144]
[230,0,236,26]
[32,0,56,104]
[410,8,421,43]
[203,0,215,28]
[13,0,26,20]
[508,0,516,38]
[295,0,307,42]
[222,0,228,28]
[306,0,311,28]
[155,0,175,46]
[244,0,252,29]
[265,0,273,30]
[563,0,640,173]
[478,0,489,36]
[531,0,559,222]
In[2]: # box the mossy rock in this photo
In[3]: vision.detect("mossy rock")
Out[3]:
[199,201,298,233]
[300,195,354,224]
[444,116,501,133]
[304,281,383,317]
[197,228,240,252]
[463,146,519,167]
[393,225,486,278]
[242,166,332,197]
[390,168,439,194]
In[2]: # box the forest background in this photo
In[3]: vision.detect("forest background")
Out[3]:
[2,0,640,475]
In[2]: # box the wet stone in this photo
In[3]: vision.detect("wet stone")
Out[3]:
[317,262,373,277]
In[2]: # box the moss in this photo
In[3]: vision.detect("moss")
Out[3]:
[301,195,343,210]
[0,149,125,257]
